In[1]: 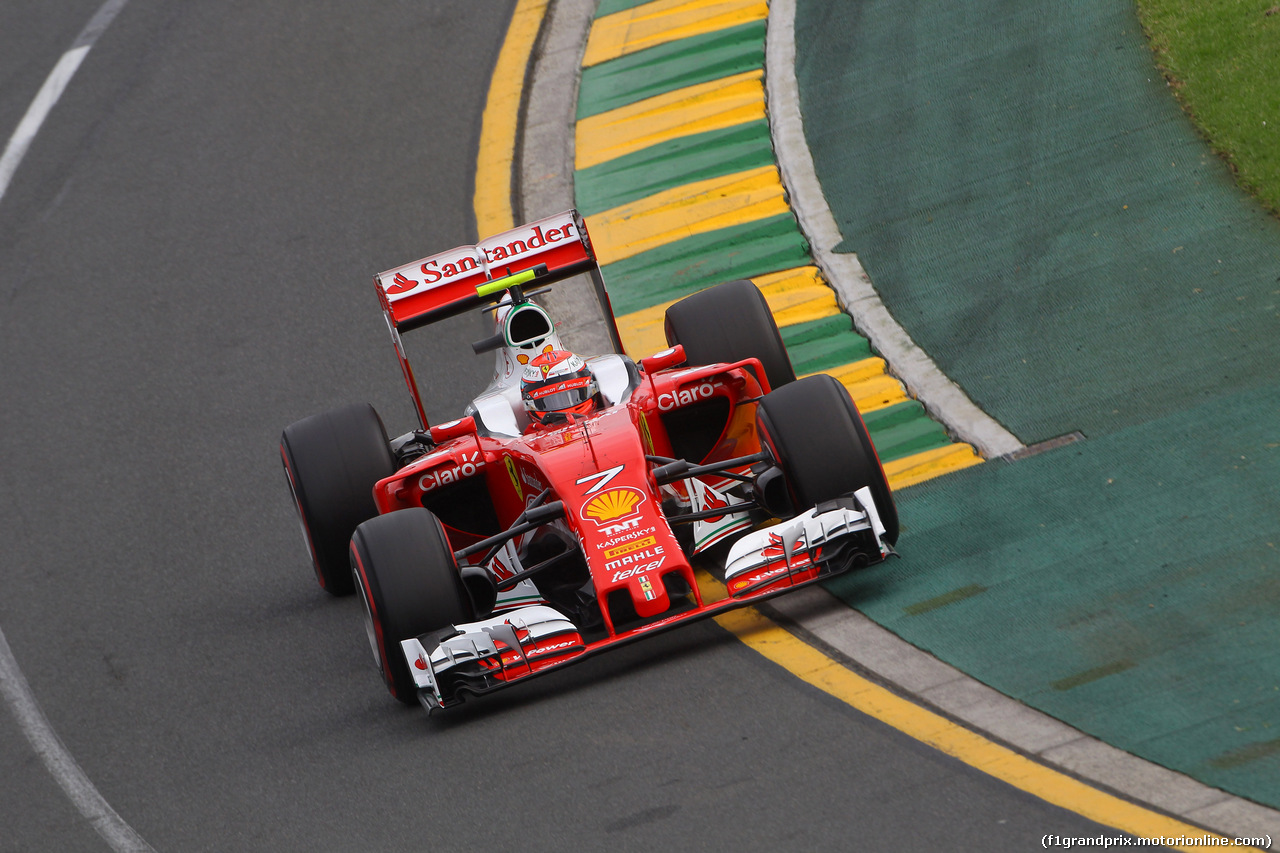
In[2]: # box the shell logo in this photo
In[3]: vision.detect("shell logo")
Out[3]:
[580,487,645,527]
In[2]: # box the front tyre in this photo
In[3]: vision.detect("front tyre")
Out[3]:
[664,279,796,392]
[280,403,395,596]
[349,508,474,704]
[756,374,899,544]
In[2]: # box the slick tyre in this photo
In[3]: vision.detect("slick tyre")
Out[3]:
[756,374,899,544]
[280,403,395,596]
[664,279,796,392]
[350,508,473,704]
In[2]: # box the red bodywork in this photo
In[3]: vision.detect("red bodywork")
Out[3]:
[370,354,803,652]
[357,212,854,708]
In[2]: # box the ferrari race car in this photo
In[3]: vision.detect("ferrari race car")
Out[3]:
[280,210,900,712]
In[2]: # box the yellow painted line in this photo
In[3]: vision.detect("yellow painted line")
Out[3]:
[885,443,983,489]
[749,267,840,326]
[840,371,912,413]
[474,0,550,238]
[804,357,887,386]
[575,70,764,170]
[584,166,789,265]
[822,359,906,410]
[614,266,837,357]
[583,0,768,67]
[693,572,1241,852]
[616,301,673,358]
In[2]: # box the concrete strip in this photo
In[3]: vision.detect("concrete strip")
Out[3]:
[1040,738,1233,816]
[1185,799,1280,840]
[520,0,1280,838]
[519,0,615,356]
[922,680,1084,755]
[763,0,1024,460]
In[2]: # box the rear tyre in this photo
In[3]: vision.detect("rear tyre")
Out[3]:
[349,508,473,704]
[756,374,899,544]
[280,403,395,596]
[664,279,796,392]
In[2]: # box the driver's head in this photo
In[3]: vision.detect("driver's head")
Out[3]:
[521,350,599,425]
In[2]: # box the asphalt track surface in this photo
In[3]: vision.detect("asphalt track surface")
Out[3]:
[0,2,1136,849]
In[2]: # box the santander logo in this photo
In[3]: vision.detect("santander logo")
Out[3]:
[381,214,581,302]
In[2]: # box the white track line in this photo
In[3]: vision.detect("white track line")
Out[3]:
[764,0,1024,459]
[0,629,155,852]
[0,1,154,850]
[0,0,130,205]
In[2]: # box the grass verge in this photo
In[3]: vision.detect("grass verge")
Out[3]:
[1136,0,1280,214]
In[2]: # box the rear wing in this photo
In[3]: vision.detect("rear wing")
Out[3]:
[374,210,622,428]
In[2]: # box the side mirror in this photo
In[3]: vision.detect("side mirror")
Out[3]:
[640,345,686,373]
[428,416,478,444]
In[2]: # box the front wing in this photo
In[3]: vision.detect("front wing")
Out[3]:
[400,488,892,712]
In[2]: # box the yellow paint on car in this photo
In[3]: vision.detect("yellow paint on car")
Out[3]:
[585,166,788,264]
[583,0,768,67]
[575,71,764,170]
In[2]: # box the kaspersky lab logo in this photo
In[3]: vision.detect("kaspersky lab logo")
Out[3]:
[580,487,645,527]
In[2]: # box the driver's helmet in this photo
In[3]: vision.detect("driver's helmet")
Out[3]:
[521,350,599,425]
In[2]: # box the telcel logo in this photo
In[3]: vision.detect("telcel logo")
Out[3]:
[611,560,663,583]
[658,382,715,412]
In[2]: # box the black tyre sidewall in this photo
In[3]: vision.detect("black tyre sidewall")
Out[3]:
[280,403,395,596]
[349,508,473,704]
[664,279,796,392]
[757,374,899,544]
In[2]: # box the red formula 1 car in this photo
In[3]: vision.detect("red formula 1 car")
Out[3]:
[280,211,899,712]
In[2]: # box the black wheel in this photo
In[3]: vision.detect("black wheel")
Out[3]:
[756,374,899,544]
[664,279,796,392]
[350,508,473,704]
[280,403,395,596]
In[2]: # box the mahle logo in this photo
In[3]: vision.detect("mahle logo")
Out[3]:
[581,487,645,527]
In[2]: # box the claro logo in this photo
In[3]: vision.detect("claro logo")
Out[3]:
[657,382,716,412]
[418,451,483,492]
